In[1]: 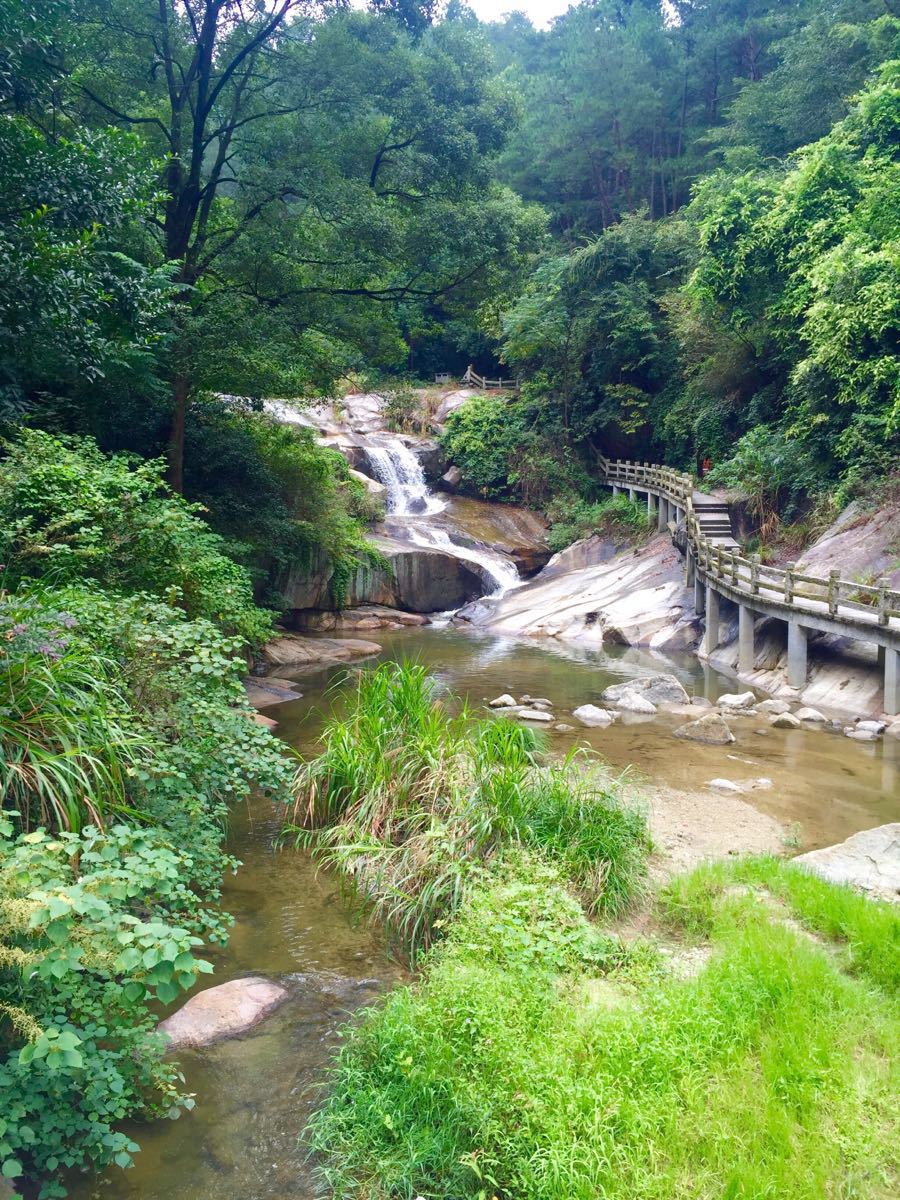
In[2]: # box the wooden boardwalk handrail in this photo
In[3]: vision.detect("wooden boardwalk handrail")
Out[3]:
[462,364,518,390]
[598,454,900,629]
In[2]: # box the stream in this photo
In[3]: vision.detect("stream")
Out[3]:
[72,399,898,1199]
[72,627,898,1200]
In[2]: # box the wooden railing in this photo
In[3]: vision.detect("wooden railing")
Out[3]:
[599,454,900,630]
[462,365,518,390]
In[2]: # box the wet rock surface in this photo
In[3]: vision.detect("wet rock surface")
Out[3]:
[602,673,690,707]
[673,713,736,745]
[159,977,288,1051]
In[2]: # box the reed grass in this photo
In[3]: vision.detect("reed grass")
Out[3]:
[288,661,648,959]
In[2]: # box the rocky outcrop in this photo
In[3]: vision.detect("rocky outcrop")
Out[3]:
[793,823,900,902]
[261,634,382,670]
[464,533,698,650]
[158,977,288,1050]
[434,496,550,576]
[279,538,492,614]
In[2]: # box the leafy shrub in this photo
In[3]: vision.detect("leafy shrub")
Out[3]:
[0,818,217,1192]
[0,429,273,646]
[288,662,648,958]
[183,405,384,605]
[704,424,821,531]
[440,394,529,498]
[546,492,652,553]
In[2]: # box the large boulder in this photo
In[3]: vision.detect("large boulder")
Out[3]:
[411,437,447,482]
[717,691,756,710]
[793,823,900,902]
[291,606,428,633]
[673,713,736,745]
[439,465,462,492]
[158,977,288,1050]
[602,673,690,707]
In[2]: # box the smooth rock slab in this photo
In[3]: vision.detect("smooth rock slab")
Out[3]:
[572,704,616,727]
[673,713,735,745]
[158,977,288,1050]
[793,823,900,903]
[602,673,689,707]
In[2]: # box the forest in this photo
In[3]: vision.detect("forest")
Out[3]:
[1,1,898,1197]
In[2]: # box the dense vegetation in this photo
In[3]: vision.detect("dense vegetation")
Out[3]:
[0,434,292,1191]
[310,853,899,1199]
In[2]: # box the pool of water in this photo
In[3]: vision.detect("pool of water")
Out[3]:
[71,625,898,1200]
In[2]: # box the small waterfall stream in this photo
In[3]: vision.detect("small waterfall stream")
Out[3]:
[365,435,520,598]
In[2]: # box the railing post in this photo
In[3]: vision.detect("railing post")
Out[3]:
[827,569,838,616]
[751,556,760,596]
[784,566,794,605]
[877,578,889,626]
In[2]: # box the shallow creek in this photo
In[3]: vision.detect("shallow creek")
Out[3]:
[73,626,898,1200]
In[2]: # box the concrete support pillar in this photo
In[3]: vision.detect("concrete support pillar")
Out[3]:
[647,492,656,519]
[787,621,808,689]
[628,487,636,503]
[657,497,666,532]
[612,484,622,497]
[703,584,719,655]
[685,551,695,588]
[694,572,705,615]
[738,604,755,674]
[885,646,899,717]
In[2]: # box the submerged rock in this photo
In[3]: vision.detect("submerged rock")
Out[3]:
[158,977,288,1050]
[572,704,616,727]
[793,823,900,903]
[707,778,743,793]
[514,708,554,723]
[770,712,801,730]
[244,676,303,710]
[554,722,575,732]
[673,713,735,745]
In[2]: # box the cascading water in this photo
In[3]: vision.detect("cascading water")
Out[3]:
[364,437,445,517]
[366,436,519,598]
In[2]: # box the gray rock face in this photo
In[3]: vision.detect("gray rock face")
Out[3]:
[770,712,802,729]
[440,465,462,491]
[793,823,900,902]
[291,606,428,633]
[158,977,288,1050]
[572,704,616,727]
[602,673,689,707]
[673,713,736,745]
[412,438,447,482]
[279,539,490,614]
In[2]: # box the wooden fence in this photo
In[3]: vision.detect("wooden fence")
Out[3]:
[462,365,518,390]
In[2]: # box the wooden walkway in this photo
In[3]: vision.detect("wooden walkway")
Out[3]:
[600,454,900,715]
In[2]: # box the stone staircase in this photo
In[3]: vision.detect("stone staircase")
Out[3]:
[691,494,739,548]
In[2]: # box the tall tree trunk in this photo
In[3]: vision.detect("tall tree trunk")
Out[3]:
[168,374,189,494]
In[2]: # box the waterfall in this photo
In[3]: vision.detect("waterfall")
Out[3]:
[365,437,445,517]
[404,524,520,597]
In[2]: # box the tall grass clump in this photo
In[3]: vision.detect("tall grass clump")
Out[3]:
[288,661,648,958]
[308,857,899,1200]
